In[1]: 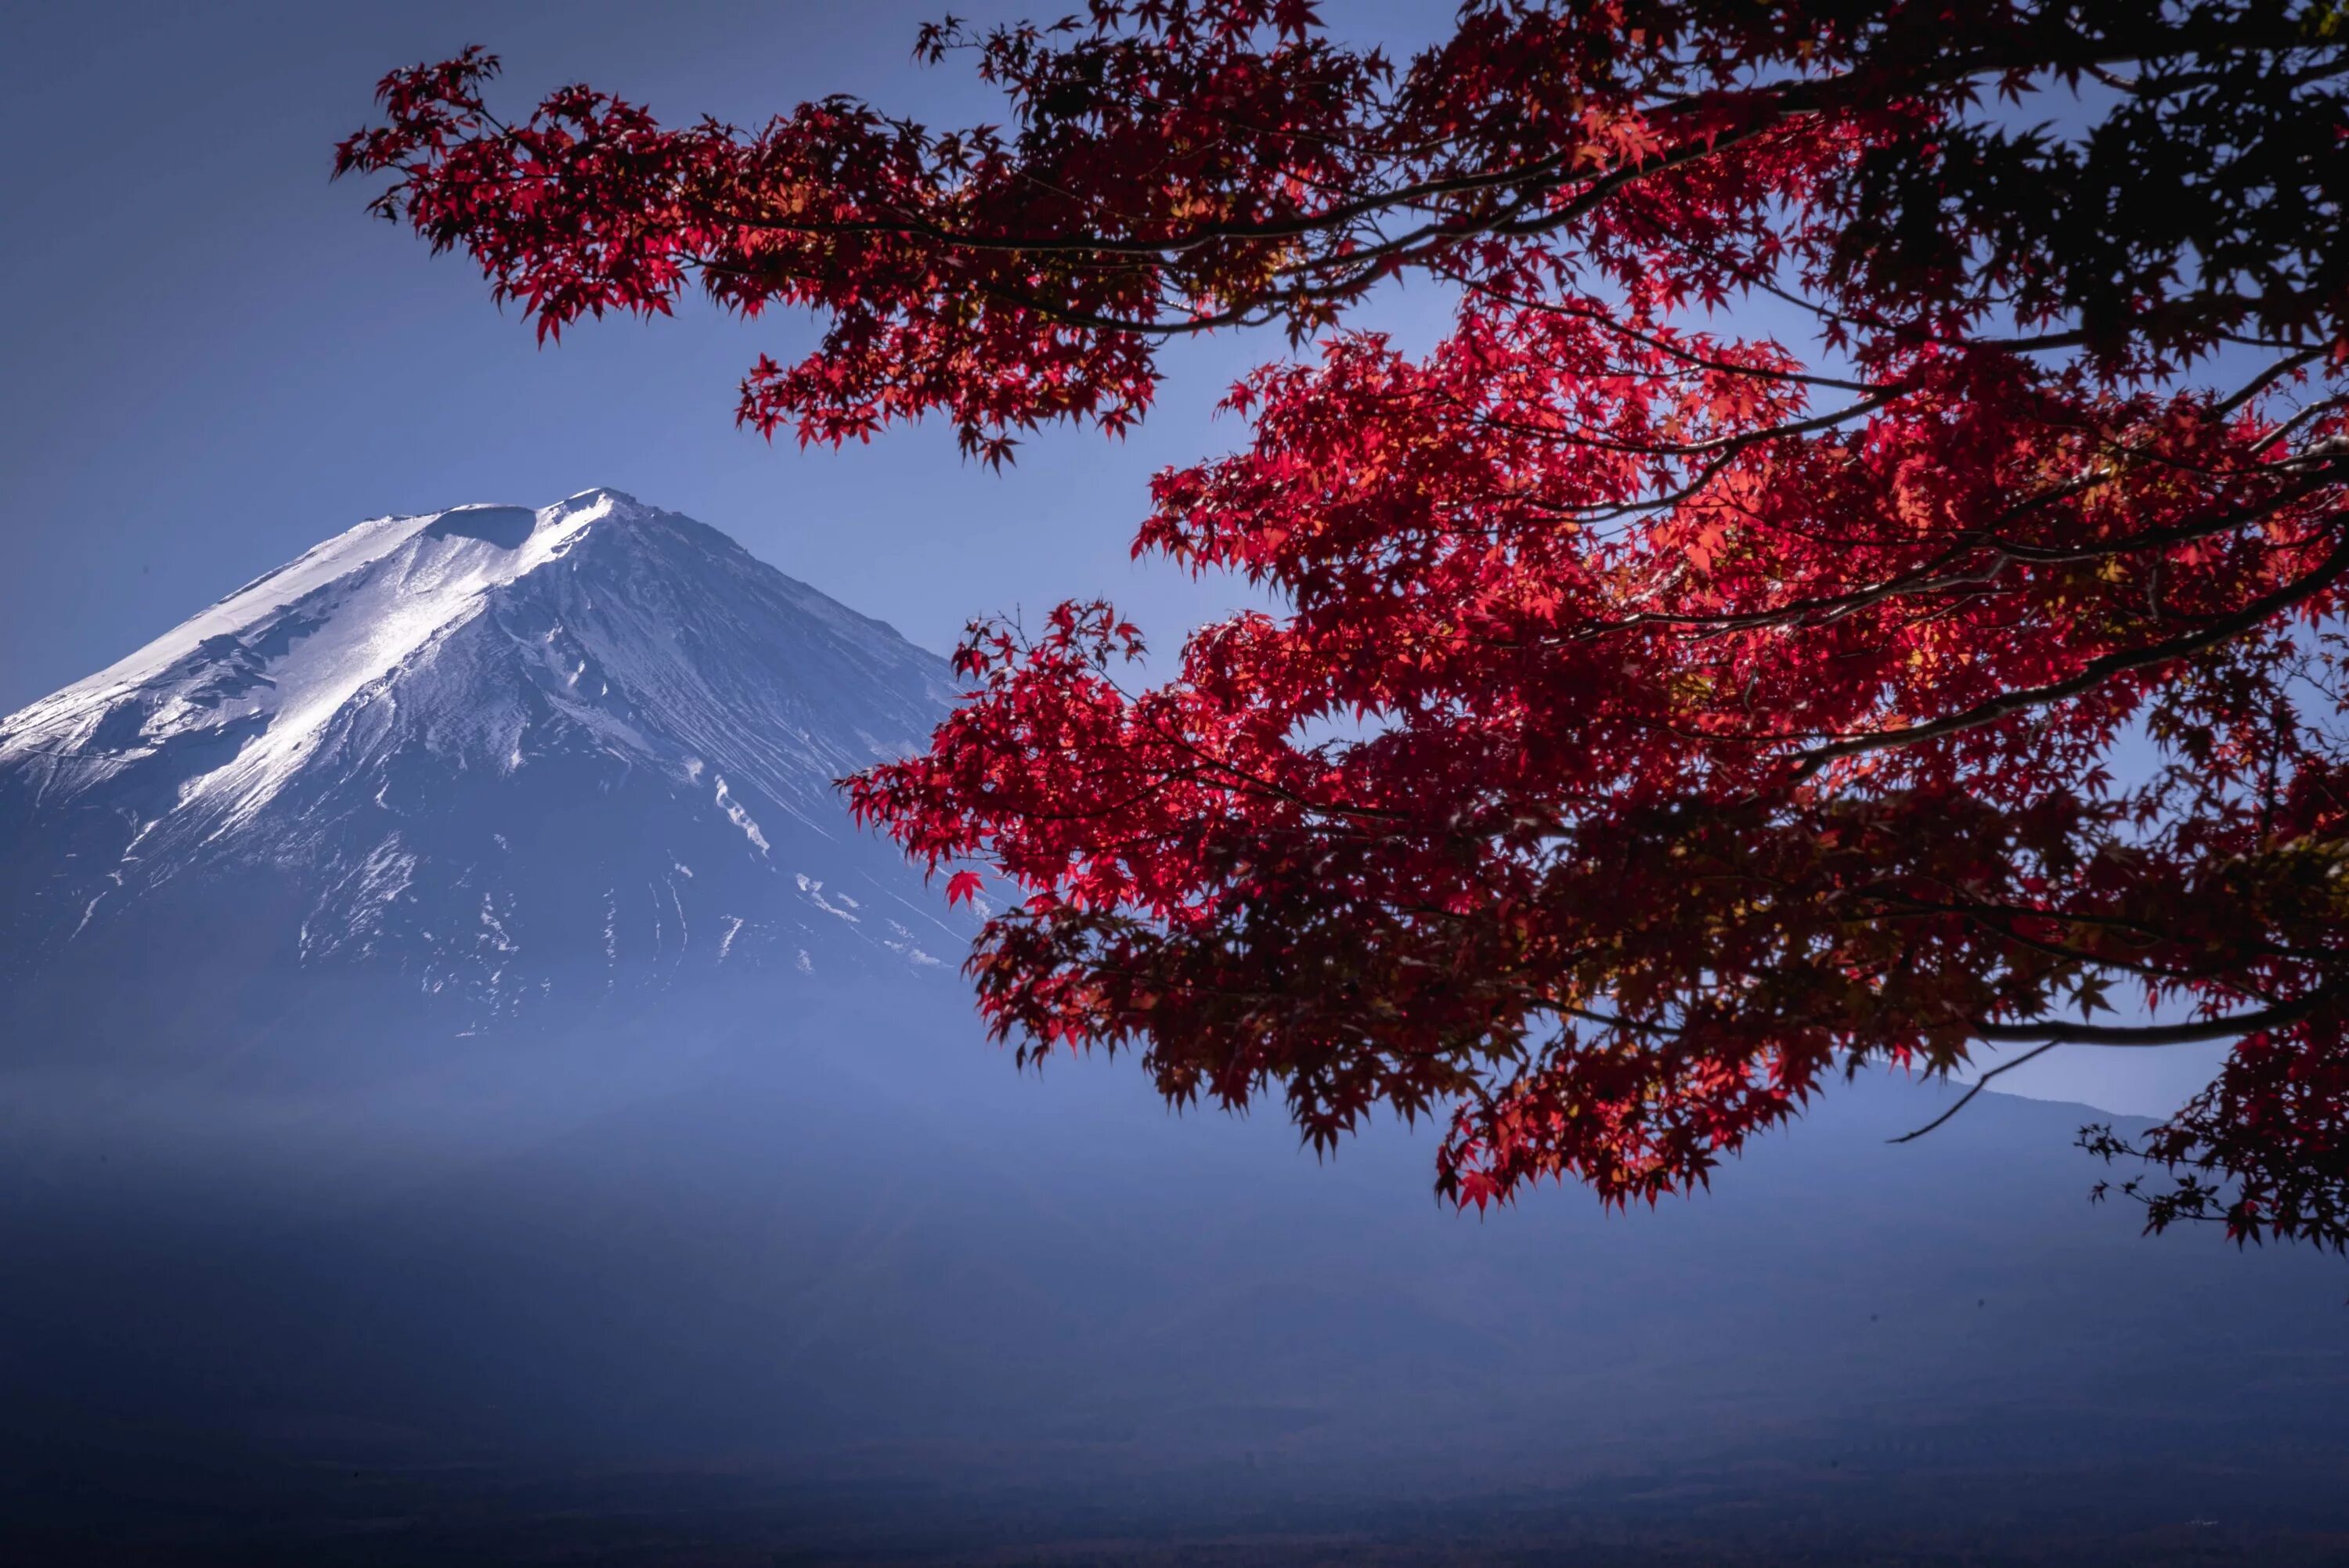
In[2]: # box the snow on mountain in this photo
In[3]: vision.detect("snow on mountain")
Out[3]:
[0,488,969,1027]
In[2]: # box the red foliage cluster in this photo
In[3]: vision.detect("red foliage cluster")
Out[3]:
[340,1,2349,1245]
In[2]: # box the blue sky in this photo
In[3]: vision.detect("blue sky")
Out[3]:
[0,0,1459,719]
[0,1,2225,1116]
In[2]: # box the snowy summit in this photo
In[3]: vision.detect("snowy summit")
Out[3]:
[0,489,966,1025]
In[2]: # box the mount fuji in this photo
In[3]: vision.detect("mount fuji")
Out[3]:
[0,488,968,1053]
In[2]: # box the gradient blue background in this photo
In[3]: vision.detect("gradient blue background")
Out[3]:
[0,0,1458,714]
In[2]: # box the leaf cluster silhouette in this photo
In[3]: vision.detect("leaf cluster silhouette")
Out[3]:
[340,0,2349,1248]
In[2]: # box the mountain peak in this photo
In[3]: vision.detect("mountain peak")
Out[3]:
[3,492,634,799]
[0,493,964,1018]
[557,484,645,511]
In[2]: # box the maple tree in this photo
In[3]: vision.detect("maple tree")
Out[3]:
[339,1,2349,1248]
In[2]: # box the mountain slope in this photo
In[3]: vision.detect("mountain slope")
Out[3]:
[0,488,965,1044]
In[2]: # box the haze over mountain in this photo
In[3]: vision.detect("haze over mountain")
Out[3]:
[1,494,2343,1566]
[0,488,965,1073]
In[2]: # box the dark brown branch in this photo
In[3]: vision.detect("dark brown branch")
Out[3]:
[1888,1042,2062,1144]
[1791,517,2349,777]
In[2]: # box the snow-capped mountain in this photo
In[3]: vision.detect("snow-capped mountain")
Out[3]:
[0,488,967,1037]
